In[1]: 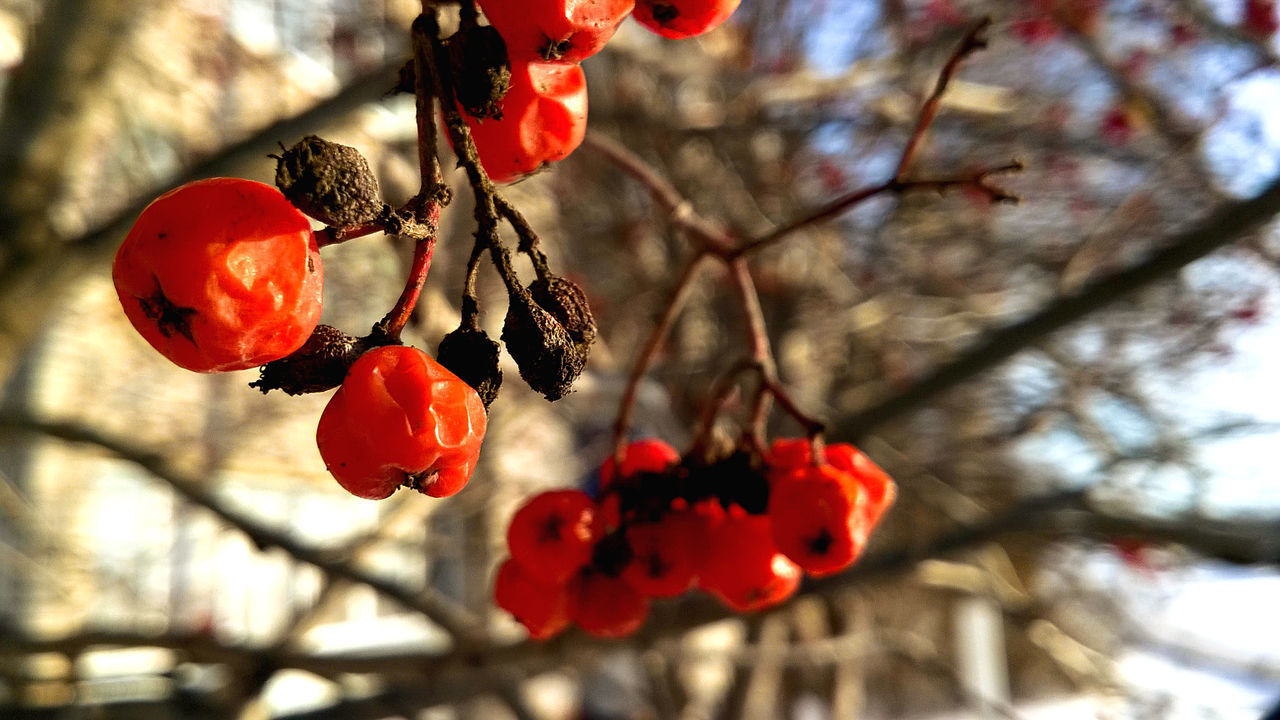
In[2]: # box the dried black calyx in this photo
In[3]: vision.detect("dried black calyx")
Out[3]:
[651,4,680,23]
[446,23,511,120]
[684,451,771,514]
[590,531,634,577]
[436,326,503,409]
[251,325,376,395]
[139,279,198,344]
[501,289,587,401]
[274,135,384,227]
[530,275,597,347]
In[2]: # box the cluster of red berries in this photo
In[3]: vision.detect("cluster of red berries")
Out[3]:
[463,0,742,182]
[495,437,895,639]
[112,177,488,500]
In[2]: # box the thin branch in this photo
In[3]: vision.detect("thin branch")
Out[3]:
[0,413,488,646]
[612,253,714,461]
[894,17,992,178]
[836,175,1280,441]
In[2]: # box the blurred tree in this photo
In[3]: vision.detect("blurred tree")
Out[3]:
[0,0,1278,718]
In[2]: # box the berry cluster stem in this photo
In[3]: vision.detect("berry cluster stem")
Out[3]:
[604,18,1015,461]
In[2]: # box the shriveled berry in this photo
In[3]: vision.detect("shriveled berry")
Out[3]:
[507,489,601,583]
[459,61,587,183]
[699,509,800,612]
[316,346,487,500]
[599,438,680,491]
[571,571,650,638]
[113,178,323,372]
[769,464,867,577]
[274,136,383,227]
[477,0,634,63]
[632,0,741,39]
[494,558,573,639]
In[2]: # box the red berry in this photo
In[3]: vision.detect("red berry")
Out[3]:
[112,178,323,372]
[620,512,702,597]
[1245,0,1279,37]
[599,438,680,491]
[478,0,634,63]
[494,558,573,639]
[507,489,601,583]
[459,61,588,184]
[769,464,867,577]
[316,346,487,500]
[768,439,896,529]
[633,0,741,39]
[571,571,650,638]
[699,509,800,612]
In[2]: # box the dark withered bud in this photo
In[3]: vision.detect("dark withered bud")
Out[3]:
[275,135,383,227]
[501,290,587,401]
[530,275,597,347]
[251,325,371,396]
[685,450,771,514]
[436,326,503,409]
[446,23,511,120]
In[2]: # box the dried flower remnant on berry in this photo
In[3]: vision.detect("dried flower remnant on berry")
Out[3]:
[447,23,512,119]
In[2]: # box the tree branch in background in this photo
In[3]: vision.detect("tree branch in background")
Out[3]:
[836,175,1280,442]
[0,413,487,646]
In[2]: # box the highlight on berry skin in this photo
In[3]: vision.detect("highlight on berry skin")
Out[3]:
[112,177,324,373]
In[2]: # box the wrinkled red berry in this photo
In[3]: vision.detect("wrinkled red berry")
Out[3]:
[769,464,867,577]
[599,438,680,491]
[571,571,650,638]
[507,489,601,583]
[316,346,487,500]
[633,0,741,39]
[699,509,800,612]
[477,0,634,63]
[494,558,573,639]
[458,61,588,183]
[112,178,323,372]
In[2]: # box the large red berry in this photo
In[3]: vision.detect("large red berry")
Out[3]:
[507,489,601,583]
[494,558,574,639]
[477,0,634,63]
[460,61,588,183]
[599,438,680,491]
[316,346,487,500]
[699,509,800,612]
[769,464,867,577]
[112,178,323,372]
[571,571,650,638]
[632,0,741,39]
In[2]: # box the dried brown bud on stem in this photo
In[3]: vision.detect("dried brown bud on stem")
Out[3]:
[501,289,587,401]
[251,325,376,396]
[437,326,504,409]
[446,23,511,120]
[275,135,384,227]
[530,276,597,347]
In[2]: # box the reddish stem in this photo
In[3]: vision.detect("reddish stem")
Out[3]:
[378,207,441,341]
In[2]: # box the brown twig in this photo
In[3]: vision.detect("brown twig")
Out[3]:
[612,252,714,463]
[0,414,489,648]
[895,18,992,179]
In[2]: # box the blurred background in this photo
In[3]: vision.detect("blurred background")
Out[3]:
[1,0,1279,718]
